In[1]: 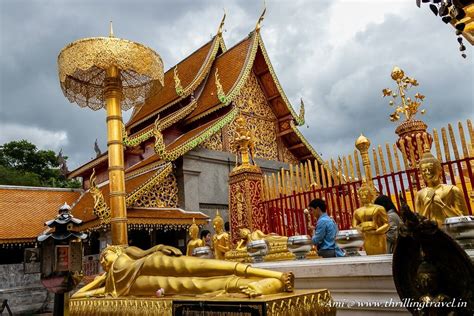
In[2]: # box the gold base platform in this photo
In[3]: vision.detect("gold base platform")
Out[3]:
[70,289,336,316]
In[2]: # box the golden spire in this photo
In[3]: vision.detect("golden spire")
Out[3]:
[383,66,426,122]
[255,0,266,32]
[217,9,226,36]
[109,21,114,38]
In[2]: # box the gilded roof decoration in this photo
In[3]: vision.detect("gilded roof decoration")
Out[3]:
[154,106,239,161]
[127,33,223,128]
[215,68,227,103]
[174,66,184,96]
[123,97,198,148]
[126,163,173,207]
[89,169,111,225]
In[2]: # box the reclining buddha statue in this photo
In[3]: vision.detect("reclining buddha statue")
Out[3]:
[225,228,295,262]
[72,244,294,298]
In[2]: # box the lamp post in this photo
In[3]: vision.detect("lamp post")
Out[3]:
[37,203,87,316]
[57,23,164,245]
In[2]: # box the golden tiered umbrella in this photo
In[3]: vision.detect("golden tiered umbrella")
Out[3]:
[57,23,164,245]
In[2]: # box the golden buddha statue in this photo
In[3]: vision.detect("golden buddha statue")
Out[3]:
[72,244,294,298]
[186,218,204,256]
[352,181,390,255]
[225,228,295,262]
[235,228,288,252]
[415,149,468,227]
[212,210,231,260]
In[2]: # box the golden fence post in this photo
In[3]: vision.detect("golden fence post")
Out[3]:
[441,127,452,162]
[348,155,356,181]
[326,161,333,187]
[354,150,362,180]
[433,128,443,162]
[308,160,315,186]
[343,156,350,182]
[378,145,388,176]
[372,148,381,177]
[448,123,460,161]
[321,162,327,188]
[392,143,402,172]
[467,119,474,150]
[314,160,322,188]
[386,143,395,173]
[458,121,469,158]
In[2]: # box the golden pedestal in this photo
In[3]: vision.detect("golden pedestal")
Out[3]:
[70,289,336,316]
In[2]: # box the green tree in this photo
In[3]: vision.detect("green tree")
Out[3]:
[0,140,81,188]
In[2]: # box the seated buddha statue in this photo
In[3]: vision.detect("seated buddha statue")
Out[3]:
[186,218,204,256]
[72,244,294,298]
[212,211,231,260]
[415,149,468,227]
[352,180,390,255]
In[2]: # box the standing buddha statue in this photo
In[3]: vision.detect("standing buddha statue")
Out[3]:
[352,180,390,255]
[186,218,204,256]
[212,210,231,259]
[415,148,468,227]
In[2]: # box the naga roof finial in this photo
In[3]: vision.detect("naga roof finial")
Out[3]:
[255,0,266,32]
[217,9,226,36]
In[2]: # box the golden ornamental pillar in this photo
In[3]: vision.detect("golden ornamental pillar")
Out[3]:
[355,134,372,181]
[57,23,164,245]
[228,115,268,244]
[383,66,432,168]
[104,65,128,245]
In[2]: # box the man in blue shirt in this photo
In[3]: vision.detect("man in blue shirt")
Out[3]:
[308,199,345,258]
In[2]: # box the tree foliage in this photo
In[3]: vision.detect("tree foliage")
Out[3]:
[0,140,81,188]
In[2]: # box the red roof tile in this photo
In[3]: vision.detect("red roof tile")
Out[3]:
[0,186,82,243]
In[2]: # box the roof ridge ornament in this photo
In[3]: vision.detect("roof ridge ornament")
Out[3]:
[174,66,184,96]
[255,0,266,32]
[297,98,305,126]
[217,9,226,36]
[215,68,227,103]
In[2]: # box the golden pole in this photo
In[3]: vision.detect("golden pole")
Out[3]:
[105,65,128,246]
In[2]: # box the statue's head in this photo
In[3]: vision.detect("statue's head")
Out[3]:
[212,210,224,232]
[189,218,199,239]
[239,227,251,239]
[100,245,124,271]
[419,149,441,185]
[358,179,377,205]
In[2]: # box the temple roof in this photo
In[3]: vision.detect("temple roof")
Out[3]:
[0,185,82,244]
[127,35,225,129]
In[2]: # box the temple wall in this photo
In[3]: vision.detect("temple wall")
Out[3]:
[179,148,288,233]
[0,263,50,314]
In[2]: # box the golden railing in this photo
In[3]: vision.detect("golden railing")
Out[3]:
[261,119,474,235]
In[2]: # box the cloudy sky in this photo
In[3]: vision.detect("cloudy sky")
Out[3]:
[0,0,472,169]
